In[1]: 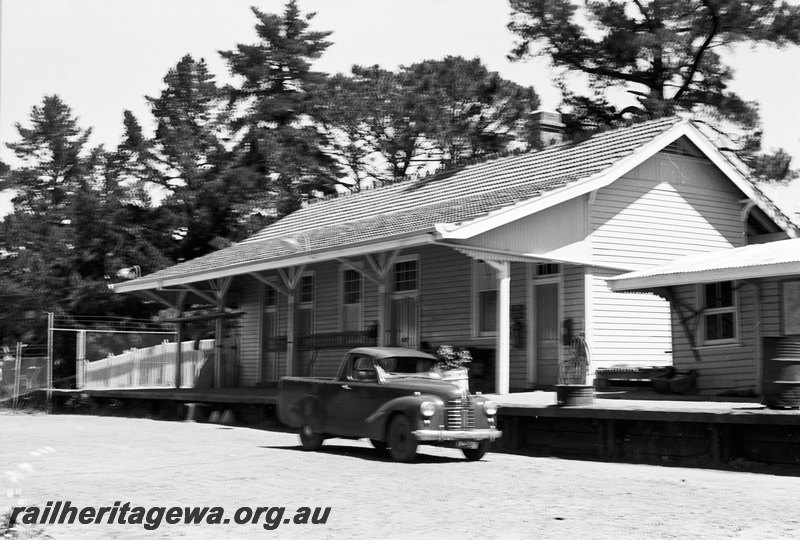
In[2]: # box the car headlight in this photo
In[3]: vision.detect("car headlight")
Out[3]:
[483,400,497,416]
[419,401,436,418]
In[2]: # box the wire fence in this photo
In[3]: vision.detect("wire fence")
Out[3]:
[2,313,240,402]
[0,352,48,406]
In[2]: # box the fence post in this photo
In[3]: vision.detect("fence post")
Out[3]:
[13,342,22,408]
[175,323,183,389]
[76,330,86,389]
[47,312,54,404]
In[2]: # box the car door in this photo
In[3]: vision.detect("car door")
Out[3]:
[329,354,386,437]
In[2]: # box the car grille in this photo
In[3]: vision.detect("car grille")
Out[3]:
[445,392,475,430]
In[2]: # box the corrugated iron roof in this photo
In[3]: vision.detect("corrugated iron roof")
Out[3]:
[609,238,800,290]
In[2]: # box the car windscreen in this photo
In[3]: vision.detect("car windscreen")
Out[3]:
[377,356,436,375]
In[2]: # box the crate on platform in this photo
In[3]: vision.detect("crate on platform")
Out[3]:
[594,365,674,389]
[651,369,698,395]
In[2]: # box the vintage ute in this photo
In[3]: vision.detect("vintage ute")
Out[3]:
[277,347,502,462]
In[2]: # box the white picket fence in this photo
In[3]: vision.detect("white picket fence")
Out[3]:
[78,340,215,389]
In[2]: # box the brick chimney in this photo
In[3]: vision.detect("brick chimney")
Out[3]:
[531,110,565,147]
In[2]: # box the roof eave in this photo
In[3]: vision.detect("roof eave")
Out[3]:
[111,232,437,293]
[609,261,800,292]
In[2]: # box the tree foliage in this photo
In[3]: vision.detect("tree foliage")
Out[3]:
[122,55,261,261]
[319,56,541,185]
[3,95,92,215]
[0,96,162,345]
[10,0,800,350]
[220,1,343,215]
[508,0,800,181]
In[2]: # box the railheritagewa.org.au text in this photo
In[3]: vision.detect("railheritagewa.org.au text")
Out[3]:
[7,501,331,531]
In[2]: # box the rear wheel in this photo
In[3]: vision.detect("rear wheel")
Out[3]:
[387,415,418,462]
[462,440,489,461]
[299,424,324,451]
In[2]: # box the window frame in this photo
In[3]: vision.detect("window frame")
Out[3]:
[263,281,278,312]
[698,280,739,346]
[391,255,419,298]
[340,265,363,332]
[299,272,315,307]
[535,263,561,278]
[473,260,499,337]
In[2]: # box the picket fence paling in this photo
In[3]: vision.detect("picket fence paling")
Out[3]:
[80,339,215,389]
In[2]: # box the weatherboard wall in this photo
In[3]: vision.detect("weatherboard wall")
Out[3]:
[667,283,760,393]
[230,244,535,389]
[461,195,588,261]
[666,276,793,393]
[587,150,748,372]
[589,151,746,269]
[559,264,587,381]
[759,278,792,338]
[236,275,261,386]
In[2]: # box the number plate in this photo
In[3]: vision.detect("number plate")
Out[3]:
[455,441,478,449]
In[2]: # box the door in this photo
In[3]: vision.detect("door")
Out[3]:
[296,307,314,376]
[390,296,418,348]
[295,273,315,376]
[535,281,560,385]
[328,354,385,437]
[261,311,277,382]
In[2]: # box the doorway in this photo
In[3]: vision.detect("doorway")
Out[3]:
[533,264,561,385]
[261,310,277,382]
[296,274,315,376]
[390,296,418,348]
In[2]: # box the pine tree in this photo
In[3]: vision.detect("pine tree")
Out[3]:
[508,0,800,181]
[0,96,159,346]
[220,1,343,215]
[124,55,255,260]
[318,57,541,185]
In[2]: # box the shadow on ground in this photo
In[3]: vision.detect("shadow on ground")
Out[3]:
[259,443,468,464]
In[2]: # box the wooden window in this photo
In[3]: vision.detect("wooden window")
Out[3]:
[297,273,315,348]
[299,274,314,304]
[264,285,277,308]
[474,261,497,336]
[535,263,561,277]
[343,269,361,304]
[701,281,737,344]
[342,268,362,331]
[393,260,418,293]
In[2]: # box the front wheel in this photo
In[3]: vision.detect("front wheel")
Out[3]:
[299,424,324,451]
[462,440,489,461]
[387,415,418,462]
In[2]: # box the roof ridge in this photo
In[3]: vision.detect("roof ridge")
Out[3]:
[306,147,531,207]
[304,114,684,208]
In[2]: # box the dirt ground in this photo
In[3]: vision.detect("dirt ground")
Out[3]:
[2,410,800,540]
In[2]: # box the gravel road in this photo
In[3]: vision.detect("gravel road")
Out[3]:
[2,412,799,539]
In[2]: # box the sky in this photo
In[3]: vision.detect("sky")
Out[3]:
[2,0,800,217]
